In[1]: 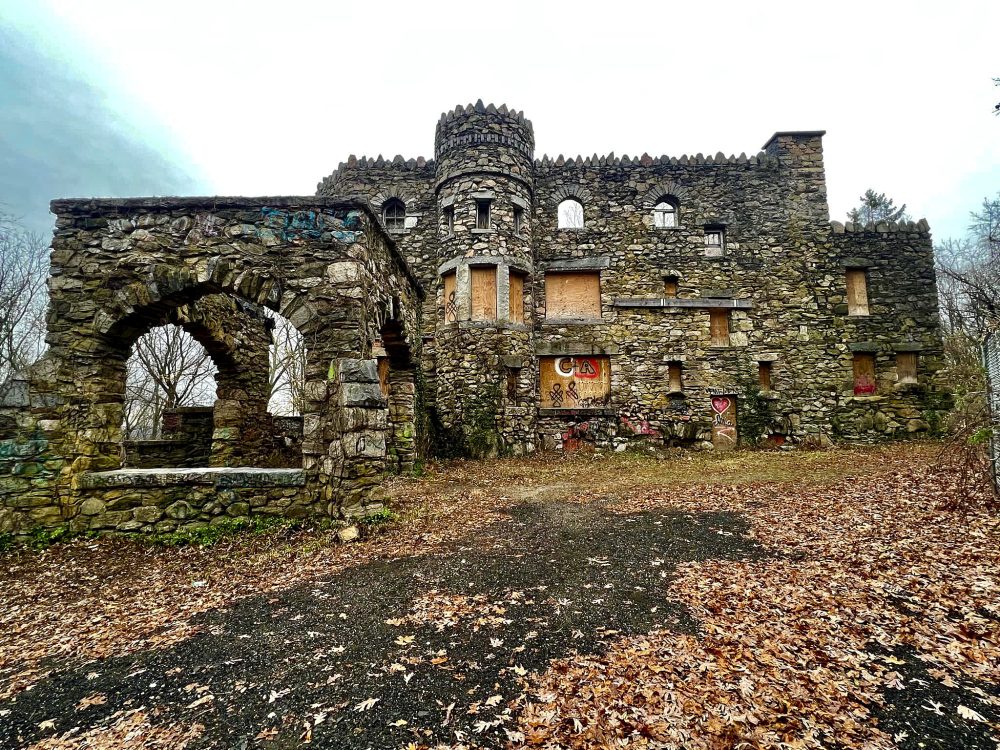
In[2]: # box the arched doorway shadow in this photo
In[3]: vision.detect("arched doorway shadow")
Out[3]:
[377,319,417,474]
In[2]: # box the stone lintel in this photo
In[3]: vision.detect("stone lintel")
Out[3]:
[536,342,619,356]
[471,191,496,200]
[78,467,306,489]
[848,341,880,353]
[544,257,611,272]
[510,195,530,209]
[841,257,873,268]
[613,297,752,309]
[440,194,456,208]
[502,355,528,369]
[438,255,532,274]
[757,353,780,362]
[538,408,616,418]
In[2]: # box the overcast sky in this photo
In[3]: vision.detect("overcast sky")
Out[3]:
[1,0,997,241]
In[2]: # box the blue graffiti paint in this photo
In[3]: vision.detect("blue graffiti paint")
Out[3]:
[258,207,361,244]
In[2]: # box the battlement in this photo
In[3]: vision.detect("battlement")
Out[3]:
[831,218,931,236]
[318,155,435,195]
[434,100,533,139]
[532,151,777,170]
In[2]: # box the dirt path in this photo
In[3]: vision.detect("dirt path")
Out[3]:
[1,444,998,749]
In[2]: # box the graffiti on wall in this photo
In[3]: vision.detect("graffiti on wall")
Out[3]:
[258,208,362,244]
[710,395,738,449]
[540,356,611,409]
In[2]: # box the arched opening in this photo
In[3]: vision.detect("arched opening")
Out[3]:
[653,196,679,228]
[383,199,406,233]
[97,290,322,472]
[122,324,218,467]
[557,198,584,229]
[377,318,416,474]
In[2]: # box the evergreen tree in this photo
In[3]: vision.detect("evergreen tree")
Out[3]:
[847,189,911,226]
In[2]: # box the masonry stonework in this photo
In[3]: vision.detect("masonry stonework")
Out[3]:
[1,102,945,536]
[320,101,944,455]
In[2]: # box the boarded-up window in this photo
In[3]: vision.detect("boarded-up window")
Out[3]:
[710,309,730,346]
[539,356,611,408]
[758,361,772,391]
[664,276,679,298]
[470,266,497,321]
[846,269,869,316]
[442,271,457,323]
[545,272,601,320]
[853,353,876,395]
[668,362,683,392]
[508,271,525,324]
[897,352,918,384]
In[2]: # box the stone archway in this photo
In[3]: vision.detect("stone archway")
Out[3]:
[0,197,424,536]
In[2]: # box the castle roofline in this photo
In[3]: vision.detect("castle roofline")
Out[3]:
[761,130,827,151]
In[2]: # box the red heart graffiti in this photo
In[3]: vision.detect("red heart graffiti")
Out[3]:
[711,396,731,414]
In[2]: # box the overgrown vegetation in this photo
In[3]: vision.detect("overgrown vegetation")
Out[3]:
[147,515,298,547]
[735,366,773,448]
[359,508,399,528]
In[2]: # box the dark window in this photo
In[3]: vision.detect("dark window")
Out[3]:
[383,199,406,233]
[513,205,524,234]
[664,275,679,298]
[653,197,679,228]
[758,362,772,391]
[476,199,491,230]
[443,206,454,234]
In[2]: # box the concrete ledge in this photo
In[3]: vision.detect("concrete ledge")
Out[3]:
[545,257,611,271]
[614,297,752,309]
[79,467,306,489]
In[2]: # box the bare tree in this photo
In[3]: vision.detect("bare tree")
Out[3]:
[267,311,306,416]
[0,213,48,396]
[123,326,216,439]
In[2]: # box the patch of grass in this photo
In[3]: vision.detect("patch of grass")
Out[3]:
[0,531,14,553]
[148,515,299,548]
[359,508,399,528]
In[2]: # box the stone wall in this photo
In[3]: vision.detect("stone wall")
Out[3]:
[1,197,423,537]
[316,103,945,454]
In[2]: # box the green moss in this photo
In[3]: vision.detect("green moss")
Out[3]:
[359,508,398,527]
[147,515,297,547]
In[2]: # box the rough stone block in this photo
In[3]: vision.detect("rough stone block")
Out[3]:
[339,359,379,384]
[340,382,386,408]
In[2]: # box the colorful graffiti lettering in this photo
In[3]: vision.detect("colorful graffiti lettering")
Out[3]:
[257,207,362,244]
[554,356,601,378]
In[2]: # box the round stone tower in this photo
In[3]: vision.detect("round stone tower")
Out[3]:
[432,101,537,455]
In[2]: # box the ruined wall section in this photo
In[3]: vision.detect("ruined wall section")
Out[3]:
[0,197,422,537]
[531,147,829,447]
[823,220,945,439]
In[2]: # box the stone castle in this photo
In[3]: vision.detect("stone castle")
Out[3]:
[0,101,945,536]
[320,101,944,453]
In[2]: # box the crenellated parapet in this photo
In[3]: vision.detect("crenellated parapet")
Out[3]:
[434,100,535,191]
[533,151,777,170]
[831,218,931,236]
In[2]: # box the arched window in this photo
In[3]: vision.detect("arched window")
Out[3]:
[557,198,584,229]
[383,199,406,232]
[653,197,679,228]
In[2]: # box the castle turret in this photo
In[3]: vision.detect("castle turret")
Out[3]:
[432,101,537,455]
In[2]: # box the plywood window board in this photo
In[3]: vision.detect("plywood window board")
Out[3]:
[846,269,869,316]
[470,266,497,321]
[508,271,525,324]
[539,355,611,408]
[545,272,601,320]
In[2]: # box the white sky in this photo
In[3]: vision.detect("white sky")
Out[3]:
[3,0,998,241]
